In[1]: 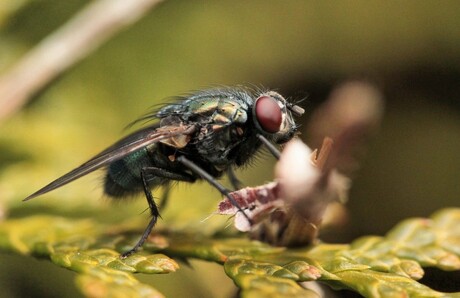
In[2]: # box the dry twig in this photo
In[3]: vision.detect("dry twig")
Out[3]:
[0,0,165,122]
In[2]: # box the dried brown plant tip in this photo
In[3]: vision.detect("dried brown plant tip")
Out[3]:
[218,138,349,246]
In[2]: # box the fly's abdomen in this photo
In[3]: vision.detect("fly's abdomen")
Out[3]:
[104,148,152,197]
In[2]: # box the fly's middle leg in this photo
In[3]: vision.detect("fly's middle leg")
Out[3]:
[176,155,253,225]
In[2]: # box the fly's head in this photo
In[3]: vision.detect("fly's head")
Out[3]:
[252,91,304,144]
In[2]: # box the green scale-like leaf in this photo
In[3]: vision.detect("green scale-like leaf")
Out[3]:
[0,215,178,297]
[1,209,460,297]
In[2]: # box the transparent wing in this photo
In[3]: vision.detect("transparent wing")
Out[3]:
[24,123,196,201]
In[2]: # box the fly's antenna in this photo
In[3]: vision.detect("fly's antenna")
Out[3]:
[287,96,306,117]
[287,102,305,117]
[286,97,307,117]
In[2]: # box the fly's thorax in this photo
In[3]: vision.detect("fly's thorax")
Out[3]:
[152,89,255,170]
[185,94,249,126]
[252,91,298,144]
[154,88,299,171]
[158,89,251,122]
[211,100,248,125]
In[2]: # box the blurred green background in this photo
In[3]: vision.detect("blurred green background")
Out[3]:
[1,0,459,297]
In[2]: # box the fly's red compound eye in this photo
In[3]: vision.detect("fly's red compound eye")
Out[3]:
[255,96,282,133]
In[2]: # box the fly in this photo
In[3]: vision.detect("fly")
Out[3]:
[24,87,304,258]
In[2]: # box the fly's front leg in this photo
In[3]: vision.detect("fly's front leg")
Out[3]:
[120,167,196,259]
[176,156,253,225]
[256,134,281,159]
[227,167,243,190]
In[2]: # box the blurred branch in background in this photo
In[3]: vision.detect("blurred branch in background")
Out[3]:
[307,81,384,177]
[0,0,164,122]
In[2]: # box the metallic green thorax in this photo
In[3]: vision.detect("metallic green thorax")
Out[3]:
[188,96,248,125]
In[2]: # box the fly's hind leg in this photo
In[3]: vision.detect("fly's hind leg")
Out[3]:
[143,166,196,210]
[120,170,159,258]
[120,167,196,259]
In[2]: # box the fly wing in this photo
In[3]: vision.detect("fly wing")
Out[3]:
[24,123,196,201]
